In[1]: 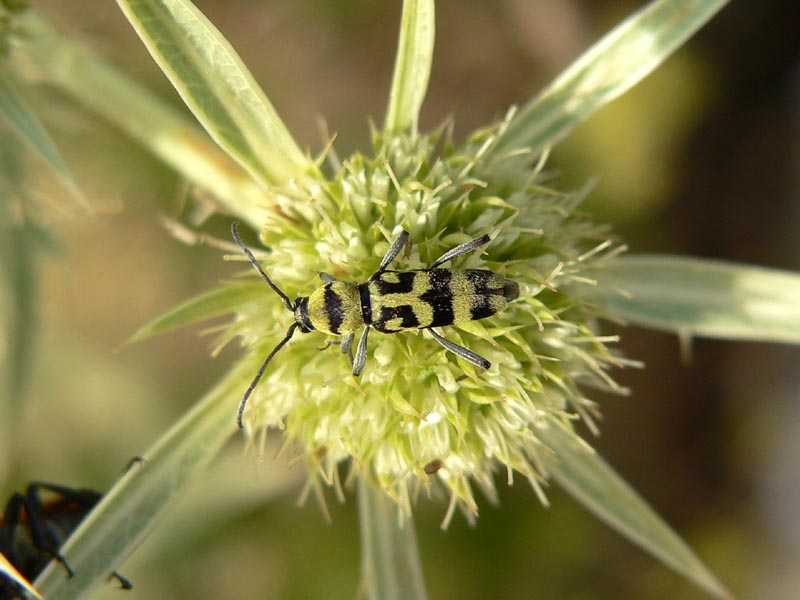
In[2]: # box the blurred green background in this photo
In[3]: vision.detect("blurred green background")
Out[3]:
[2,1,799,598]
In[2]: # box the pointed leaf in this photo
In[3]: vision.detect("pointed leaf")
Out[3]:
[0,65,87,211]
[384,0,435,136]
[358,478,428,600]
[490,0,729,156]
[116,0,315,187]
[597,255,800,344]
[538,425,731,599]
[33,363,249,599]
[126,282,265,345]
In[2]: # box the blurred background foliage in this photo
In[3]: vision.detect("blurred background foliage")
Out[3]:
[1,0,799,598]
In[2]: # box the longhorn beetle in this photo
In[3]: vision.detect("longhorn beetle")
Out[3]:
[231,223,519,428]
[0,483,132,597]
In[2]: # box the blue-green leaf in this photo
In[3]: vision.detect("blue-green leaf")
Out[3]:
[597,255,800,344]
[125,282,265,345]
[116,0,315,188]
[33,364,247,599]
[490,0,729,156]
[384,0,435,136]
[539,425,731,599]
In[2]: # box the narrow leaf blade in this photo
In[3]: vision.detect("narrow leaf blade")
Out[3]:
[384,0,435,136]
[490,0,729,156]
[538,425,731,599]
[0,66,88,211]
[597,255,800,344]
[33,364,248,600]
[116,0,314,187]
[125,282,265,345]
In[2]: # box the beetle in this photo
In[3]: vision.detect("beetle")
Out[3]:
[0,483,131,598]
[231,223,519,427]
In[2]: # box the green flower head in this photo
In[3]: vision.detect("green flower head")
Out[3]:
[226,115,625,522]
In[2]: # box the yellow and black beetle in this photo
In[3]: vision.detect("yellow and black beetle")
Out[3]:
[231,223,519,427]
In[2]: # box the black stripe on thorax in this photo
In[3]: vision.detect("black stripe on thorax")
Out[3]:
[358,282,372,325]
[323,284,344,334]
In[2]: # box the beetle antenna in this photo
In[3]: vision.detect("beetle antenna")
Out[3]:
[231,222,294,312]
[237,323,299,428]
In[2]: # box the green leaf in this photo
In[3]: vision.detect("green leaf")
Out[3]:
[125,282,265,345]
[130,448,302,562]
[358,478,428,600]
[597,255,800,344]
[116,0,315,188]
[33,363,248,600]
[384,0,435,136]
[0,222,37,405]
[0,65,88,211]
[538,425,731,599]
[489,0,729,156]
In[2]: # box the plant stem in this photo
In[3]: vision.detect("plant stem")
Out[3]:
[358,477,428,600]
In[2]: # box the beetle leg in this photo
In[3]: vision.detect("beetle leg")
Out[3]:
[0,493,25,551]
[341,333,355,365]
[428,234,491,269]
[26,484,99,577]
[428,328,490,370]
[318,339,340,351]
[374,231,410,275]
[353,326,371,376]
[111,571,133,589]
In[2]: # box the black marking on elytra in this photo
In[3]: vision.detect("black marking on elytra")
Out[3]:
[464,270,508,321]
[323,284,344,334]
[469,297,496,321]
[372,271,417,295]
[420,270,455,328]
[374,305,420,332]
[465,270,501,294]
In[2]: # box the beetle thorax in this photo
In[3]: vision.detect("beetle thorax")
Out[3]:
[305,281,363,335]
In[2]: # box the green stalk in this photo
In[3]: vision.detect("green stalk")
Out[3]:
[358,478,428,600]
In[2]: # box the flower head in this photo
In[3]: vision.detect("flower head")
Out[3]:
[224,113,625,522]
